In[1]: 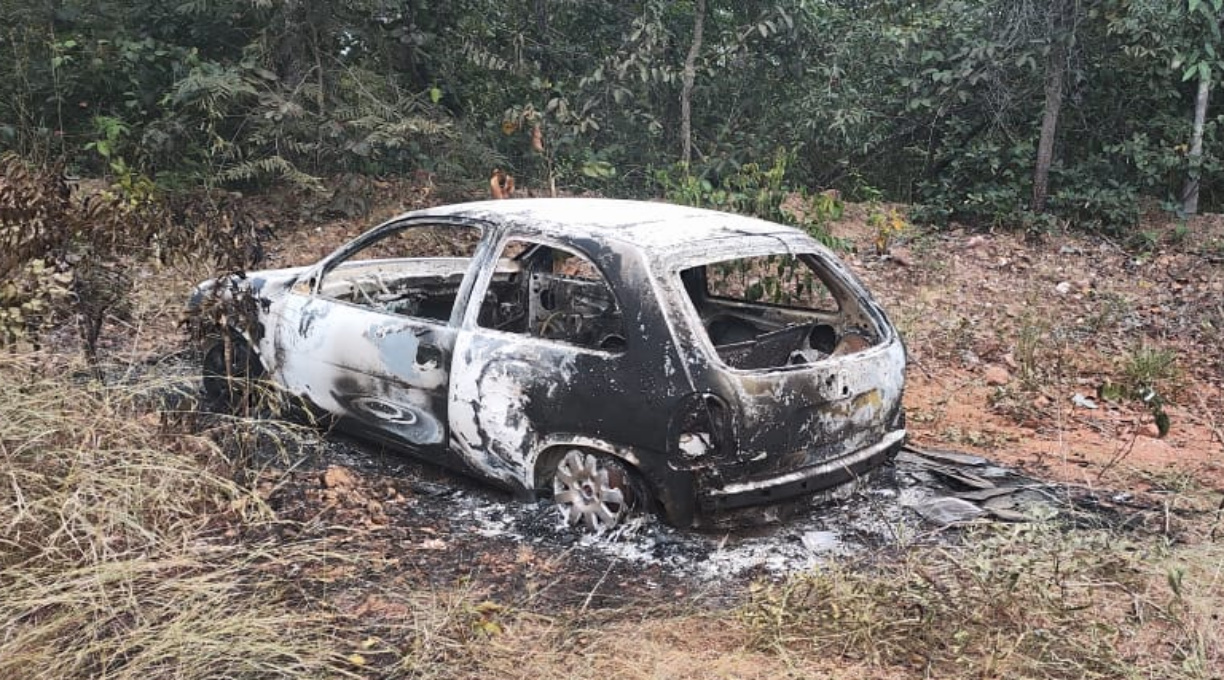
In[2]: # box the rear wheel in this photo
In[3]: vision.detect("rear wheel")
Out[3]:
[552,449,636,533]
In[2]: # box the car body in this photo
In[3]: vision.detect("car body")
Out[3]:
[189,198,906,530]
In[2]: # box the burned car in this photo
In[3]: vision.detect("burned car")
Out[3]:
[189,199,906,530]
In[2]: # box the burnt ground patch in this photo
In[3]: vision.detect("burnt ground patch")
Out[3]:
[147,399,1195,616]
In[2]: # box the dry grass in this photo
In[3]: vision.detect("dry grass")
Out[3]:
[740,521,1224,679]
[0,352,494,679]
[0,352,332,678]
[2,348,1221,679]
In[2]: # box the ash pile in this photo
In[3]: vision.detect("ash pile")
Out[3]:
[435,444,1157,582]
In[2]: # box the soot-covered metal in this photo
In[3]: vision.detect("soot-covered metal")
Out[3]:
[187,198,907,532]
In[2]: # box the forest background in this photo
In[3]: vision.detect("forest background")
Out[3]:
[5,0,1224,231]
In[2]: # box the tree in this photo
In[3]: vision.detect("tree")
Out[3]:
[1032,0,1071,213]
[680,0,706,167]
[1179,0,1224,214]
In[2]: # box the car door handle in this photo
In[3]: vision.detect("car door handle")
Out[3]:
[415,343,442,367]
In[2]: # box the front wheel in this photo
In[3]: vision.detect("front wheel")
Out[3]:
[202,335,264,408]
[552,449,637,533]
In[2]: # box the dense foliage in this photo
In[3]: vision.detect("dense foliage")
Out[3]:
[2,0,1222,228]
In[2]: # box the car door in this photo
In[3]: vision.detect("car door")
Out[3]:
[273,218,489,459]
[447,236,664,493]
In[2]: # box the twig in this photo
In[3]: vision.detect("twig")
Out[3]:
[580,559,616,614]
[1096,430,1138,482]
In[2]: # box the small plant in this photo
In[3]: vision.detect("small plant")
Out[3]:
[867,204,909,255]
[1014,313,1048,390]
[1122,346,1180,395]
[0,257,73,347]
[1,153,267,361]
[1127,229,1162,253]
[1120,345,1179,436]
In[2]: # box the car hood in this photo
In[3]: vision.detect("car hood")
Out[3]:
[187,265,313,310]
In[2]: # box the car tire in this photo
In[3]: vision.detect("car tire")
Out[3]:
[551,449,639,533]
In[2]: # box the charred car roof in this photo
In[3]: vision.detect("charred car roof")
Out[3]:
[411,198,796,248]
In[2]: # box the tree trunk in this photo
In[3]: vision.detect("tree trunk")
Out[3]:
[680,0,705,168]
[1031,0,1068,214]
[1182,71,1211,215]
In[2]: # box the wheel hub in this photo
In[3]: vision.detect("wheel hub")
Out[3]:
[552,449,632,533]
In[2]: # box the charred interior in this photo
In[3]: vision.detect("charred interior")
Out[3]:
[478,244,626,351]
[319,237,626,352]
[320,258,471,321]
[681,253,882,370]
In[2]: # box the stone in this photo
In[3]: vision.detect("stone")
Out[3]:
[890,247,914,267]
[322,465,358,490]
[1071,393,1098,409]
[984,365,1011,386]
[1138,422,1162,438]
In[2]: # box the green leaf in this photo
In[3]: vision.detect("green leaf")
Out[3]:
[580,160,616,178]
[429,87,442,104]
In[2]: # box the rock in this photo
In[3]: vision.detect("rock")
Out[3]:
[1055,281,1072,295]
[984,365,1011,386]
[910,497,985,525]
[890,247,914,267]
[322,465,358,490]
[1138,422,1162,438]
[1071,393,1098,410]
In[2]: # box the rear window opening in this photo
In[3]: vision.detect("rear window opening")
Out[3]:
[680,254,881,370]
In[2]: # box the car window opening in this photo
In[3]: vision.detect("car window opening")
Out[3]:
[681,254,880,370]
[478,240,627,351]
[317,223,482,321]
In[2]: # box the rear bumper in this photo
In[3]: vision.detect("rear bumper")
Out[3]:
[699,428,906,512]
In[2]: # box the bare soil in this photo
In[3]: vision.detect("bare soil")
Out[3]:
[829,204,1224,493]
